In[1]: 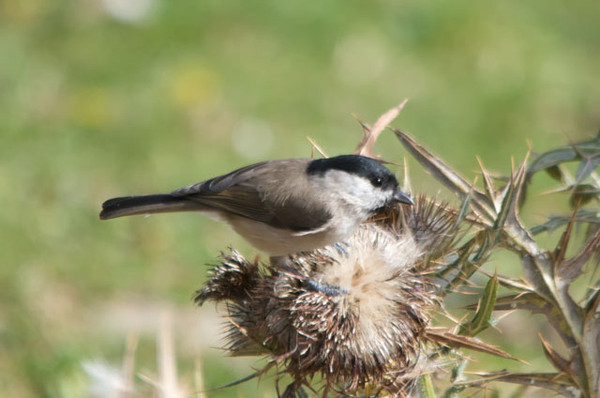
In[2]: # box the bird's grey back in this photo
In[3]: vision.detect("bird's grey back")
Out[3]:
[173,159,332,231]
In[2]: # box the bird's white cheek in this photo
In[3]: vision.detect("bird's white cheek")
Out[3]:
[339,178,388,210]
[317,172,375,209]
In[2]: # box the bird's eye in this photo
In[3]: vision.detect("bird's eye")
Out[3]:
[371,177,383,187]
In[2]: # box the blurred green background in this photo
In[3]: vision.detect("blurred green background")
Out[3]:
[1,0,599,396]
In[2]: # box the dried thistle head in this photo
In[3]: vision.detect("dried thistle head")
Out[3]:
[196,197,458,396]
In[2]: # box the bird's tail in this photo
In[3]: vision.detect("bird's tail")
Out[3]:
[99,194,201,220]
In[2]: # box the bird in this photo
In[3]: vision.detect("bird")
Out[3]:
[99,154,413,260]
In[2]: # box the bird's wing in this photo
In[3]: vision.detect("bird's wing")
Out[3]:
[268,193,332,232]
[183,183,331,231]
[188,185,274,224]
[172,160,331,231]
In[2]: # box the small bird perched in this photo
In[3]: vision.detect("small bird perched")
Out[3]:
[100,154,413,258]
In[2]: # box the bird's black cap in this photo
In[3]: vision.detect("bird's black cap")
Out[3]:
[306,155,398,191]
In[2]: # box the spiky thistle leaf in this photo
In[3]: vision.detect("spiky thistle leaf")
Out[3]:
[459,274,499,337]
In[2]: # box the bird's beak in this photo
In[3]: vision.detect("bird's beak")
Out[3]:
[393,189,414,206]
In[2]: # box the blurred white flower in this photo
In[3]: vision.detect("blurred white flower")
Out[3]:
[82,360,132,398]
[100,0,155,23]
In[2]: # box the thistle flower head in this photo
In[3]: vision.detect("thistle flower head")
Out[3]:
[196,197,457,395]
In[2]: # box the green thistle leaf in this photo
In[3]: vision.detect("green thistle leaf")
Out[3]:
[528,134,600,175]
[459,273,498,337]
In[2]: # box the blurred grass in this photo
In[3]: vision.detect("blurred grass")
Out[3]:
[0,0,599,396]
